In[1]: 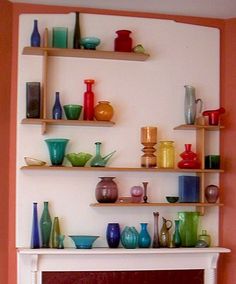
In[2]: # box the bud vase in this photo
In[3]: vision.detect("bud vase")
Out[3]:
[30,19,41,47]
[83,79,95,120]
[51,217,61,248]
[152,211,160,248]
[40,201,52,248]
[138,223,151,248]
[172,220,181,248]
[106,223,120,248]
[31,202,40,249]
[52,92,62,119]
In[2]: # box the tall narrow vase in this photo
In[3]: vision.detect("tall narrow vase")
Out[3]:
[40,201,52,248]
[138,223,151,248]
[51,217,61,248]
[45,138,69,166]
[173,219,181,248]
[31,202,40,249]
[184,85,202,125]
[31,19,41,47]
[52,92,62,119]
[106,223,120,248]
[83,79,95,120]
[152,211,160,248]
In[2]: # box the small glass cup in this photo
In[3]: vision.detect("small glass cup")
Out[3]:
[52,27,68,48]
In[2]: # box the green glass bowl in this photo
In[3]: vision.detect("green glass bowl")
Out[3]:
[166,196,179,203]
[69,235,99,249]
[66,152,92,167]
[80,37,101,50]
[63,104,82,120]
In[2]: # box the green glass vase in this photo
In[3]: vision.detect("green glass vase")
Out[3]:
[178,212,199,247]
[40,201,52,248]
[51,217,61,248]
[172,219,181,248]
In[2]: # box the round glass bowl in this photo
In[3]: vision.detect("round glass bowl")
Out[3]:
[166,196,179,203]
[80,37,101,50]
[69,235,99,249]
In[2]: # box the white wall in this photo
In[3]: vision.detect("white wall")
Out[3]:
[17,13,220,248]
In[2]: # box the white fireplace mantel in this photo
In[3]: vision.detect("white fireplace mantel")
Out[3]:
[18,247,230,284]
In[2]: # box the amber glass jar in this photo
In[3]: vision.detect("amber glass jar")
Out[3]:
[94,101,114,121]
[157,141,175,168]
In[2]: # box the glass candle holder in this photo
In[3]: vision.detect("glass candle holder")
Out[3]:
[141,126,157,168]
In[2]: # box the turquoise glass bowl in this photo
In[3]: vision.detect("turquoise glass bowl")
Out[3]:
[45,138,69,166]
[166,196,179,203]
[66,152,92,167]
[69,235,99,249]
[80,37,101,50]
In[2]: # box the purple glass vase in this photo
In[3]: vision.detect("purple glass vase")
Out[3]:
[205,185,219,203]
[95,177,118,203]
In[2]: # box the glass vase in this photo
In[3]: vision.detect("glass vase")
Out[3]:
[83,79,95,120]
[31,202,40,249]
[184,85,202,125]
[106,223,120,248]
[178,144,200,169]
[114,30,132,52]
[40,201,52,248]
[138,223,151,248]
[94,101,114,121]
[172,219,181,248]
[90,142,115,167]
[152,211,160,248]
[30,19,41,47]
[52,92,62,120]
[198,230,211,247]
[157,141,175,168]
[121,226,139,249]
[51,217,61,248]
[95,177,118,203]
[178,211,199,247]
[205,184,219,203]
[45,138,69,166]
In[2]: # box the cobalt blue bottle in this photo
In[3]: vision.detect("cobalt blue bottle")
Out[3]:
[52,92,62,119]
[30,19,41,47]
[31,202,40,248]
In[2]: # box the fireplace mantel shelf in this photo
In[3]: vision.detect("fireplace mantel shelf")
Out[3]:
[18,247,230,284]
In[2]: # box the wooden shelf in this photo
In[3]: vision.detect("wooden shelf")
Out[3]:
[22,47,150,61]
[174,124,224,131]
[21,118,115,134]
[90,202,224,207]
[20,165,224,173]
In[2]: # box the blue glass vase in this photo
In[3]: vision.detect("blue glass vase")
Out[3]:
[40,201,52,248]
[138,223,151,248]
[31,202,40,249]
[106,223,120,248]
[121,226,139,249]
[30,19,41,47]
[52,92,62,119]
[173,219,181,248]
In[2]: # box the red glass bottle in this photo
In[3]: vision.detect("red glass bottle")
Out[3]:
[114,30,132,52]
[83,79,95,120]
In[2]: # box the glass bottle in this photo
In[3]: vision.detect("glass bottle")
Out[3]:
[51,217,61,248]
[152,211,160,248]
[40,201,52,248]
[30,19,41,47]
[95,177,118,203]
[83,79,95,120]
[172,219,181,248]
[114,30,132,52]
[52,92,62,119]
[106,223,120,248]
[31,202,40,249]
[157,141,175,168]
[73,12,81,49]
[138,223,151,248]
[198,229,211,247]
[57,234,65,249]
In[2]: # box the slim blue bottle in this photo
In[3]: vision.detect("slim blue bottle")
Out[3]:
[31,202,40,248]
[52,92,62,119]
[30,19,41,47]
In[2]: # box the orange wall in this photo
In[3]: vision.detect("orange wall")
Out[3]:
[0,0,12,283]
[218,19,236,284]
[7,3,236,284]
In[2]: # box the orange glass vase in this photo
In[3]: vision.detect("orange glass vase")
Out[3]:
[94,101,114,121]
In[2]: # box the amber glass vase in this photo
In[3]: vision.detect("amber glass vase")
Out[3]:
[141,126,157,168]
[94,101,114,121]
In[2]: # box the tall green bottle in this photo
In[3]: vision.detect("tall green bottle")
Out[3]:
[40,201,52,248]
[51,217,61,248]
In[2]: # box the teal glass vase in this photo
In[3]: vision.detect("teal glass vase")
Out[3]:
[51,217,61,248]
[172,219,181,248]
[121,226,139,249]
[138,223,151,248]
[45,138,69,166]
[90,142,115,167]
[40,201,52,248]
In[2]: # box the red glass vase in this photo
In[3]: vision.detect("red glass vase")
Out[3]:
[114,30,132,52]
[83,79,95,120]
[178,144,200,169]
